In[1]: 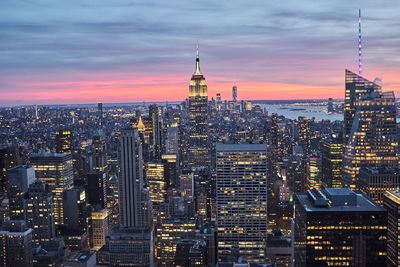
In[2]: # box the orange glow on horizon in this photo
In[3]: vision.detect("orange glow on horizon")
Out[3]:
[2,69,399,105]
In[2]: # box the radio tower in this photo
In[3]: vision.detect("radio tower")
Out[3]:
[358,8,362,79]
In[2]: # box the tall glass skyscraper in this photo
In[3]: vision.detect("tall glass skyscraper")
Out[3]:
[343,88,398,189]
[344,69,381,142]
[188,46,210,169]
[216,143,268,262]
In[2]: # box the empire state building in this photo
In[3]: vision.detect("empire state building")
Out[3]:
[188,46,210,169]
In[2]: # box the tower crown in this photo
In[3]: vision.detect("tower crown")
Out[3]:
[193,43,202,76]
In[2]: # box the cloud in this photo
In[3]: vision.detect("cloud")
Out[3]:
[0,0,399,105]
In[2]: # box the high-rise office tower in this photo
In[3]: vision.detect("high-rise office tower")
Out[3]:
[343,90,398,189]
[7,164,36,220]
[0,142,21,192]
[119,127,150,227]
[89,208,109,251]
[343,70,381,143]
[216,143,268,262]
[162,154,178,188]
[321,135,343,188]
[232,85,237,102]
[294,188,387,267]
[359,167,400,205]
[30,153,74,225]
[0,220,33,267]
[327,97,334,113]
[86,172,106,208]
[188,46,210,169]
[149,104,162,159]
[297,116,311,155]
[25,180,55,246]
[55,129,73,154]
[165,124,179,155]
[145,161,166,209]
[90,133,107,172]
[63,188,90,231]
[155,218,196,266]
[307,156,319,190]
[97,102,103,124]
[106,174,119,227]
[383,190,400,267]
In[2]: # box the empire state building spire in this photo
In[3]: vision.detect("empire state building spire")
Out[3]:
[194,43,202,76]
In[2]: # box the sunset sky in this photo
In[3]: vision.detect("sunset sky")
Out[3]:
[1,0,400,106]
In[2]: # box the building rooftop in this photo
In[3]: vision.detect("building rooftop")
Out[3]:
[216,143,266,152]
[31,152,70,158]
[64,251,95,262]
[360,167,400,175]
[296,188,384,212]
[385,190,400,204]
[108,225,150,241]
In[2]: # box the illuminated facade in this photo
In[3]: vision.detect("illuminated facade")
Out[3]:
[7,164,36,220]
[106,174,119,227]
[30,153,74,225]
[0,142,21,192]
[343,90,398,189]
[162,154,178,188]
[294,188,387,267]
[297,116,311,155]
[0,220,33,267]
[90,133,107,172]
[383,190,400,267]
[321,135,343,188]
[145,162,166,207]
[188,46,210,169]
[55,129,72,154]
[25,180,55,246]
[149,104,162,159]
[307,157,318,190]
[216,143,268,262]
[358,167,400,205]
[89,208,109,251]
[344,69,381,143]
[154,218,196,266]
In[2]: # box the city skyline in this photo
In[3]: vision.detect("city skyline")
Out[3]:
[1,1,400,106]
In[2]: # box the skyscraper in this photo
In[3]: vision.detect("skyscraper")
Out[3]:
[321,135,343,188]
[216,143,268,262]
[358,167,400,205]
[149,104,162,159]
[232,85,237,102]
[0,220,33,267]
[89,208,108,251]
[188,46,210,169]
[118,127,150,227]
[90,133,107,172]
[25,180,55,246]
[383,190,400,267]
[343,69,381,142]
[145,161,166,210]
[86,172,106,208]
[343,90,398,189]
[7,164,36,220]
[30,153,74,225]
[294,188,387,267]
[97,102,103,123]
[55,129,73,154]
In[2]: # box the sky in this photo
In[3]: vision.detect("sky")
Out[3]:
[1,0,400,106]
